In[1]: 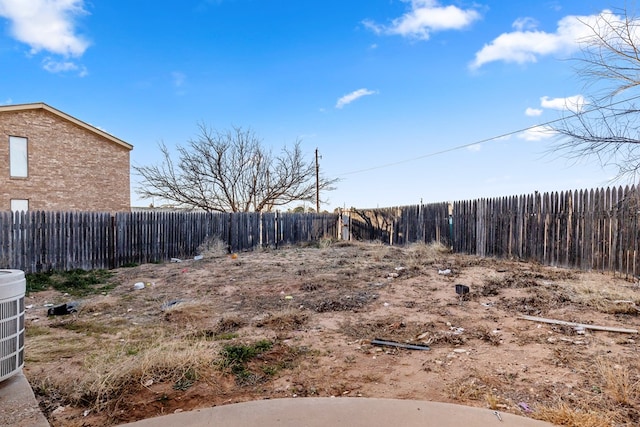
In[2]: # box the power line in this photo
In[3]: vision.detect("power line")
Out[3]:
[337,93,640,177]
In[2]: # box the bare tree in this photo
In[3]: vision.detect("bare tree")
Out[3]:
[134,124,337,212]
[552,8,640,179]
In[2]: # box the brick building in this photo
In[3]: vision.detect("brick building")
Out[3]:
[0,102,133,212]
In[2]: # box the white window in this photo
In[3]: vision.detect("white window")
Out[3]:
[10,199,29,212]
[9,136,28,177]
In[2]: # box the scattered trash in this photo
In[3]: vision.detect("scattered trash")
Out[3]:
[450,327,465,335]
[43,303,54,308]
[231,253,238,259]
[193,255,204,261]
[25,304,33,309]
[83,410,91,417]
[455,284,469,295]
[518,402,532,413]
[161,299,185,310]
[518,315,639,334]
[371,338,430,351]
[481,302,495,307]
[416,332,430,340]
[438,269,451,275]
[394,267,406,271]
[388,272,399,278]
[181,268,188,274]
[455,284,469,305]
[284,295,293,300]
[493,410,503,421]
[383,302,390,307]
[47,302,78,316]
[171,258,182,263]
[133,282,145,290]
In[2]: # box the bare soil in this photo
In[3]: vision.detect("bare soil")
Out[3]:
[23,241,640,426]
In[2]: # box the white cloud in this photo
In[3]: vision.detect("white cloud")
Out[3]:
[1,98,13,105]
[336,88,377,109]
[0,0,90,57]
[363,0,481,40]
[512,17,538,32]
[540,95,586,113]
[42,58,87,76]
[470,10,622,69]
[525,107,543,117]
[518,125,557,141]
[467,144,481,152]
[171,72,186,87]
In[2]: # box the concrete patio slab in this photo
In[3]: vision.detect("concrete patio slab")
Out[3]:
[118,397,556,427]
[0,371,49,427]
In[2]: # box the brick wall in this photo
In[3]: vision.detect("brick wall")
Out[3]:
[0,108,131,212]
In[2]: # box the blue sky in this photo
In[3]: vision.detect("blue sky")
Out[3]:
[0,0,628,210]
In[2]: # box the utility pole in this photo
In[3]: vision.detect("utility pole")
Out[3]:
[315,148,320,213]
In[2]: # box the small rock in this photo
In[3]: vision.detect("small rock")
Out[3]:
[174,409,183,414]
[52,406,66,416]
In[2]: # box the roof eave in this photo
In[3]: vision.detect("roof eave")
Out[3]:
[0,102,133,151]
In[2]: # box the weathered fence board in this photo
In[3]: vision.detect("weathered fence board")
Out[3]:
[0,211,339,273]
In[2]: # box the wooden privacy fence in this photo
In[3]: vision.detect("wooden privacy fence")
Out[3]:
[453,186,640,276]
[3,185,639,276]
[348,203,452,246]
[351,185,640,278]
[0,211,339,273]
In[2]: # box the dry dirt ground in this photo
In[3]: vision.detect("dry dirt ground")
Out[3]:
[22,241,640,427]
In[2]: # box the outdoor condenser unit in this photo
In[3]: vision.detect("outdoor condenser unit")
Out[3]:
[0,269,25,382]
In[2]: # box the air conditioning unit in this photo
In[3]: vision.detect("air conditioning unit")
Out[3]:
[0,269,25,382]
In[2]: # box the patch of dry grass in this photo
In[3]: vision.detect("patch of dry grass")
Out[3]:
[405,242,450,270]
[36,331,220,413]
[552,276,640,313]
[255,309,309,331]
[535,401,615,427]
[162,300,217,327]
[196,235,228,258]
[594,356,640,406]
[534,356,640,426]
[447,376,487,401]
